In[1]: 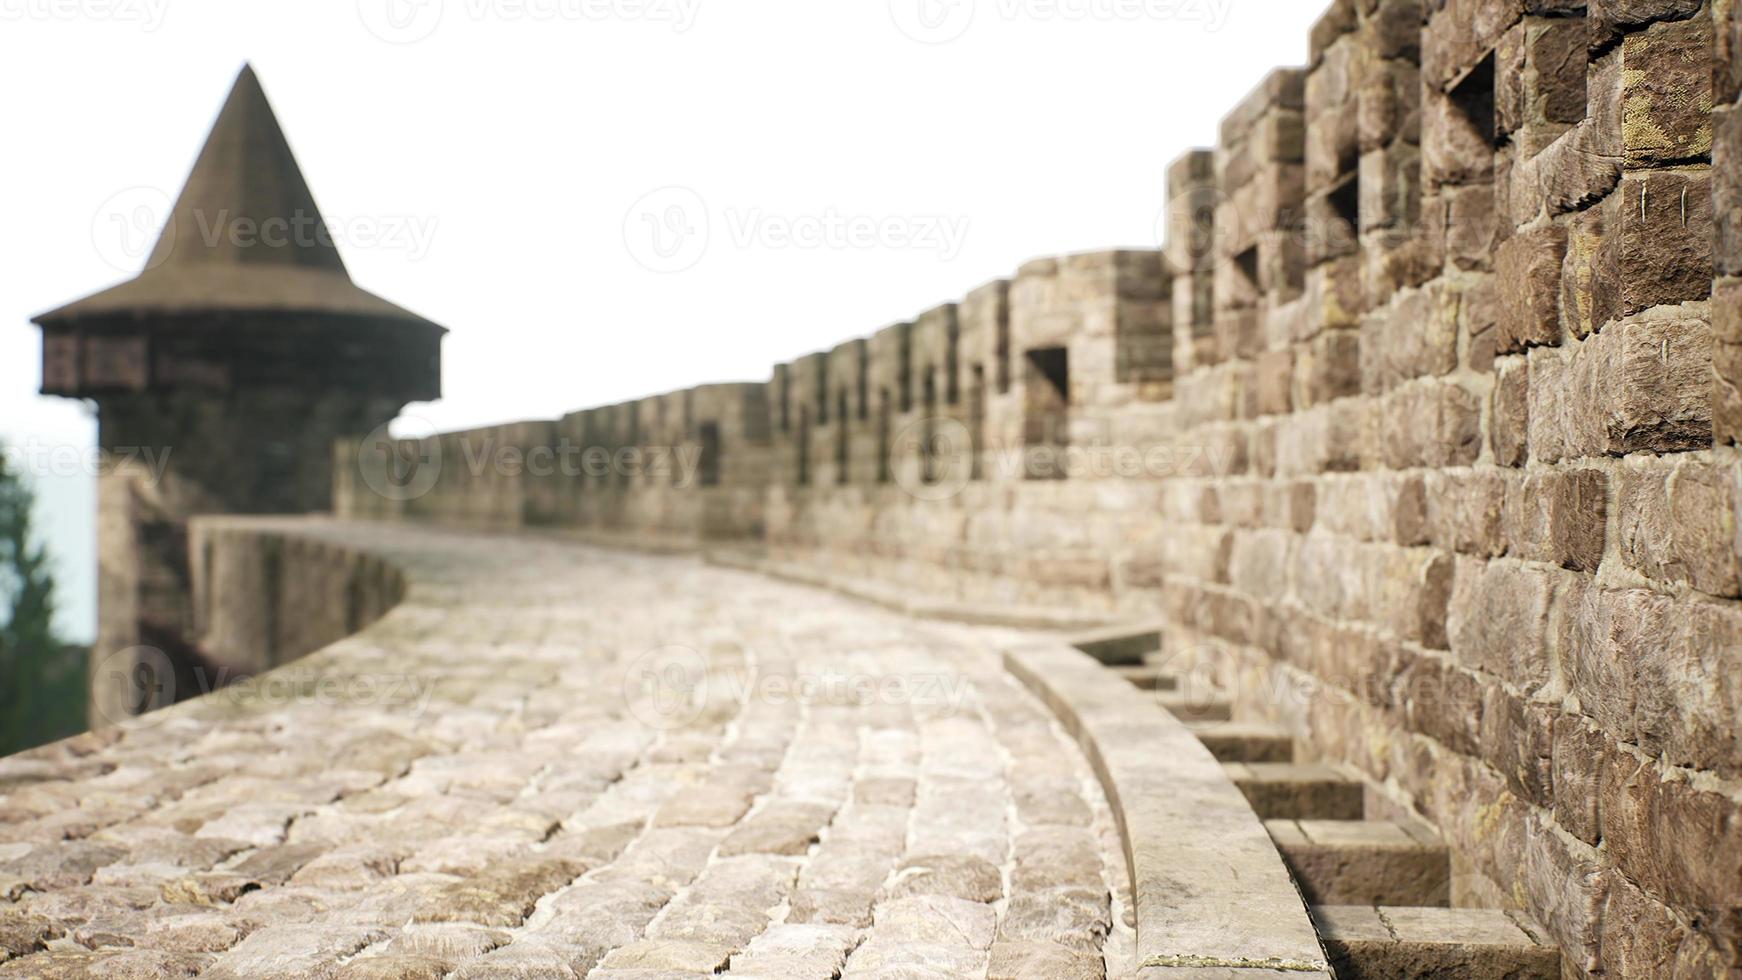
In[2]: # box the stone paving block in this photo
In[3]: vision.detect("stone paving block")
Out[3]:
[1155,692,1234,723]
[1185,722,1295,763]
[718,801,836,857]
[887,854,1004,904]
[873,894,998,949]
[200,924,387,979]
[337,954,453,979]
[1314,904,1559,978]
[1114,666,1180,691]
[1268,819,1450,906]
[1224,763,1365,820]
[409,856,585,927]
[727,923,858,978]
[787,887,877,928]
[595,938,735,973]
[1072,625,1164,666]
[987,940,1107,980]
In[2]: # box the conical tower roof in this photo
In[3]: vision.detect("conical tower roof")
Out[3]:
[37,65,441,328]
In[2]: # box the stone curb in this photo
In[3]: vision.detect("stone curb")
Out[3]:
[1003,641,1331,976]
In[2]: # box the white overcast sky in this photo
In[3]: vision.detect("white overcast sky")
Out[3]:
[1,0,1324,641]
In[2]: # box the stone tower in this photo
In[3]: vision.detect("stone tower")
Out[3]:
[33,65,445,726]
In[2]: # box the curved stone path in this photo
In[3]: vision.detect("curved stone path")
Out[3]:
[0,520,1142,979]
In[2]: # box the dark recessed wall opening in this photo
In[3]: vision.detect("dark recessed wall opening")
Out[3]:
[946,326,960,406]
[1234,246,1260,291]
[996,310,1012,394]
[697,421,721,487]
[1023,347,1069,481]
[970,364,986,481]
[1449,52,1497,148]
[857,349,869,421]
[778,369,790,433]
[877,389,892,484]
[922,372,939,485]
[796,408,810,487]
[836,390,850,485]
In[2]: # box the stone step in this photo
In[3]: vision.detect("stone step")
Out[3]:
[1111,665,1177,691]
[1184,721,1294,763]
[1155,691,1232,722]
[1266,820,1450,907]
[1070,624,1162,666]
[1312,905,1559,979]
[1224,763,1365,820]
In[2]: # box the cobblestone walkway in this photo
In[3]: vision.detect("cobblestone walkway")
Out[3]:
[0,522,1138,979]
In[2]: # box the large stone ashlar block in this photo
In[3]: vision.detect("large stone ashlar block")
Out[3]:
[1527,309,1714,461]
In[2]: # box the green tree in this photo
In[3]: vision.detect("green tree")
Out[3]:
[0,443,85,756]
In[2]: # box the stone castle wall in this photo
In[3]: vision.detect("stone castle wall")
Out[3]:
[335,1,1741,973]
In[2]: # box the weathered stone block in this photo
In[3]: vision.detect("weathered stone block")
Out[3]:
[1269,819,1450,906]
[1423,88,1496,191]
[1479,687,1555,806]
[1448,558,1554,690]
[1361,285,1458,393]
[1617,462,1742,598]
[1589,0,1704,49]
[1492,358,1530,466]
[1503,468,1607,571]
[1619,15,1716,166]
[1425,471,1508,557]
[1444,182,1501,271]
[1591,171,1714,322]
[1717,278,1742,445]
[1572,312,1714,456]
[1316,904,1560,980]
[1495,18,1587,140]
[1497,224,1568,353]
[1380,382,1482,469]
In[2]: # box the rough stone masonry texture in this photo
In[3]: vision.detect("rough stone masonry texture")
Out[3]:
[310,2,1742,975]
[14,1,1742,978]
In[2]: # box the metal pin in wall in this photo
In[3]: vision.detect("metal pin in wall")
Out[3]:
[1641,183,1648,221]
[1682,187,1689,229]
